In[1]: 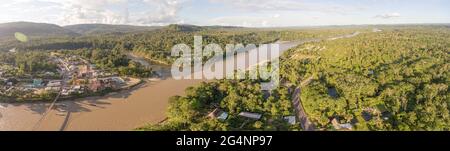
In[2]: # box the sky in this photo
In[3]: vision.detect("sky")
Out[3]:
[0,0,449,27]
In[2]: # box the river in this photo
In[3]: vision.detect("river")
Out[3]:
[0,36,351,131]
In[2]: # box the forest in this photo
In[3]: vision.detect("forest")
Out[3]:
[141,25,449,131]
[280,25,449,130]
[138,79,300,131]
[0,51,58,78]
[1,25,282,64]
[1,23,448,131]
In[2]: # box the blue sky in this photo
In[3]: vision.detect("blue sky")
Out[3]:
[0,0,449,27]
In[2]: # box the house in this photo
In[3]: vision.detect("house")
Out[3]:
[207,108,229,121]
[362,107,381,121]
[72,79,87,85]
[61,89,70,96]
[328,87,338,98]
[362,111,373,121]
[339,123,353,130]
[5,78,18,86]
[77,65,90,78]
[32,79,43,88]
[92,70,100,77]
[111,77,125,84]
[47,80,62,87]
[331,118,353,130]
[283,116,296,125]
[45,87,61,92]
[73,85,82,90]
[89,79,103,92]
[98,78,117,89]
[238,112,262,120]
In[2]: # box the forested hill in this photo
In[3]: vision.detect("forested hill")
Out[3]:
[0,22,243,41]
[163,24,243,32]
[0,22,79,40]
[63,24,162,35]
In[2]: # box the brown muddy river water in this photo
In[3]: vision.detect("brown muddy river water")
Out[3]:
[0,79,205,131]
[0,41,307,131]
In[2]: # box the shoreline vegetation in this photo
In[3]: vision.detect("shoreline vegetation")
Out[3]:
[130,51,172,66]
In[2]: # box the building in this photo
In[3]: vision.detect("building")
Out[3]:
[45,87,61,92]
[283,116,296,125]
[331,118,353,130]
[89,77,124,92]
[5,78,17,86]
[111,77,125,84]
[47,80,62,87]
[238,112,262,120]
[89,79,103,92]
[72,85,84,93]
[77,65,90,78]
[207,108,229,121]
[32,79,43,88]
[328,87,338,98]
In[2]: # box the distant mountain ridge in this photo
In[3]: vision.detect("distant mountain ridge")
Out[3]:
[0,21,244,40]
[0,22,79,39]
[63,24,162,35]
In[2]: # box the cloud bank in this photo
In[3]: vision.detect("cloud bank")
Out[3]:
[0,0,187,25]
[0,0,448,27]
[374,12,401,19]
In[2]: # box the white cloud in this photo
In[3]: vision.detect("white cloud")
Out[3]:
[61,0,127,25]
[0,0,187,25]
[209,0,359,14]
[0,0,65,23]
[270,14,280,18]
[374,12,401,19]
[61,0,188,25]
[209,16,280,27]
[135,0,186,25]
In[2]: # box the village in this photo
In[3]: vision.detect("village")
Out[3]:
[0,52,141,101]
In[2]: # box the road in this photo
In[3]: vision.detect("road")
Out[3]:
[291,76,315,131]
[289,32,362,131]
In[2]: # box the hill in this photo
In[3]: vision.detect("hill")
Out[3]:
[63,24,162,35]
[0,22,79,40]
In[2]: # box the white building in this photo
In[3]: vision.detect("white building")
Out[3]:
[238,112,262,120]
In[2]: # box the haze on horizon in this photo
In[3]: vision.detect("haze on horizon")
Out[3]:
[0,0,449,27]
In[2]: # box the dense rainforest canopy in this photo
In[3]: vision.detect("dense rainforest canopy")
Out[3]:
[141,25,450,131]
[1,23,448,131]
